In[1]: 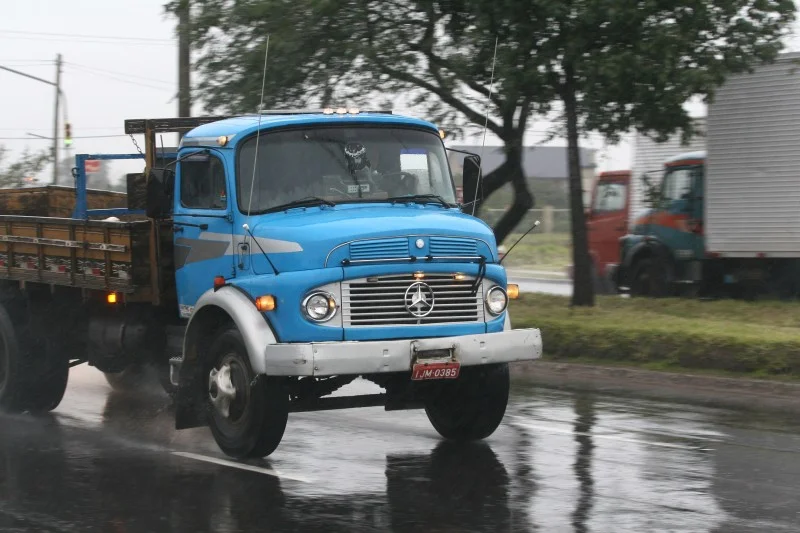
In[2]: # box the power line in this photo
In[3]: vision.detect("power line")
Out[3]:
[63,64,173,92]
[0,28,173,43]
[0,134,128,140]
[0,34,174,47]
[64,61,173,86]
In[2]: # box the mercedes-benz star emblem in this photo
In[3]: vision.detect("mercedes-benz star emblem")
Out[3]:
[404,281,435,318]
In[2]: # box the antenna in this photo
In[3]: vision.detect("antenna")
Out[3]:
[246,34,271,221]
[499,220,541,265]
[159,134,165,165]
[242,34,281,275]
[471,36,499,217]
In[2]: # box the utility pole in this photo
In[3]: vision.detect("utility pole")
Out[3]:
[52,53,62,185]
[177,0,191,141]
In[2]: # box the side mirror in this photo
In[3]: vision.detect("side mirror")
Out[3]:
[146,168,175,219]
[461,155,483,213]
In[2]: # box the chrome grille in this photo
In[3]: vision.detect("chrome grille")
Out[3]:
[342,274,484,326]
[349,238,409,261]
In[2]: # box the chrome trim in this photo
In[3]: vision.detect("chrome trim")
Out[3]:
[342,273,485,327]
[343,257,416,264]
[324,234,495,267]
[302,291,338,323]
[485,286,508,316]
[342,255,484,265]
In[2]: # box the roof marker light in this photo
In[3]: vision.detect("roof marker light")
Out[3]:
[336,107,347,114]
[348,107,360,114]
[322,108,334,115]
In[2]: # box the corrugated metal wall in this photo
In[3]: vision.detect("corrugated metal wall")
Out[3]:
[630,119,707,224]
[706,53,800,257]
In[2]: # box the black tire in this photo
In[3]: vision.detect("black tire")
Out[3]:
[0,292,69,414]
[630,258,669,297]
[206,327,288,459]
[424,363,510,440]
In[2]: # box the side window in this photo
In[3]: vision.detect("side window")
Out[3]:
[180,154,228,210]
[662,169,692,203]
[593,182,627,212]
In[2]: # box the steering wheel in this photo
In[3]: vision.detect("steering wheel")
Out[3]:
[380,171,418,196]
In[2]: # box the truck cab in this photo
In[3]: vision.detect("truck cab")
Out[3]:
[0,111,542,459]
[567,170,630,293]
[616,151,705,295]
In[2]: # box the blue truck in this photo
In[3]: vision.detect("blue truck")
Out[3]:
[0,110,542,459]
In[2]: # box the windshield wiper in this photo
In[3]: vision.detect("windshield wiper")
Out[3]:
[386,194,454,208]
[264,196,335,213]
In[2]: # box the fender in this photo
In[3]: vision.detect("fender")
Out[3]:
[183,285,277,375]
[504,312,511,331]
[622,237,675,284]
[175,285,277,430]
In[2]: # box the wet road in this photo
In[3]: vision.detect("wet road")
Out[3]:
[2,367,800,532]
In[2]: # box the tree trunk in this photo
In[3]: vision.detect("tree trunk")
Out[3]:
[562,83,595,307]
[491,143,534,244]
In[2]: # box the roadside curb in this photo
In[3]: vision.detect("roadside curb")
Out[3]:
[510,360,800,414]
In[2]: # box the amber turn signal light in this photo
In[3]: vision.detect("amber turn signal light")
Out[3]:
[255,295,276,312]
[107,292,118,304]
[214,276,226,289]
[507,284,520,299]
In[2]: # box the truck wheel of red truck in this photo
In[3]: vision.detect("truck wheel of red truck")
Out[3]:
[424,363,509,440]
[630,258,669,297]
[0,292,69,413]
[205,327,289,459]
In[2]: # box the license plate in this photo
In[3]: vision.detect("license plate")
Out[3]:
[411,361,461,381]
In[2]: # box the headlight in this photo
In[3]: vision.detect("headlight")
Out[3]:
[302,292,337,322]
[485,286,508,315]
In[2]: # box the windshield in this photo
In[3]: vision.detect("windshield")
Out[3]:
[237,126,455,213]
[592,181,627,212]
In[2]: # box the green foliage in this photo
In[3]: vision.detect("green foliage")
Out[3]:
[0,146,52,189]
[510,294,800,377]
[172,0,795,306]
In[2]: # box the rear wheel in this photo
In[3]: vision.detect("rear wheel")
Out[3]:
[424,363,509,440]
[0,291,69,414]
[206,327,288,459]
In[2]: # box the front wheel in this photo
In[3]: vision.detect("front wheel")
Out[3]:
[424,363,510,440]
[630,258,670,297]
[206,327,288,459]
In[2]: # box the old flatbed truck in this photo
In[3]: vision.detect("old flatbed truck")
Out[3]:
[0,111,542,459]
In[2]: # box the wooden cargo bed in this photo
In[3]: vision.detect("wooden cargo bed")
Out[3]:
[0,186,166,297]
[0,215,153,293]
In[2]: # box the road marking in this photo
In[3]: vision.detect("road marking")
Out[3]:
[172,451,312,482]
[511,421,707,451]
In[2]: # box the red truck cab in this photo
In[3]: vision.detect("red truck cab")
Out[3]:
[568,170,631,293]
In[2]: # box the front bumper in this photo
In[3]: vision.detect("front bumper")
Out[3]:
[261,328,542,377]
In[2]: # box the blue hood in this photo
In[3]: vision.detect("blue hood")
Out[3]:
[247,203,497,273]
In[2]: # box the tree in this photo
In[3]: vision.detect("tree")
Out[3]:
[0,146,52,189]
[171,0,795,306]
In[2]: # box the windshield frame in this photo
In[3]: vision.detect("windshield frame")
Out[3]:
[234,123,457,215]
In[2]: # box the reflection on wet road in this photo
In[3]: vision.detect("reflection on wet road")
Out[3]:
[2,367,800,532]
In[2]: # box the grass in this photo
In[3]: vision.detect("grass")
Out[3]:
[509,294,800,379]
[499,232,571,272]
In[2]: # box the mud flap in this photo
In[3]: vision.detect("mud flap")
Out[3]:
[174,359,208,430]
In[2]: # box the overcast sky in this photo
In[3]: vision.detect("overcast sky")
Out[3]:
[2,1,799,185]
